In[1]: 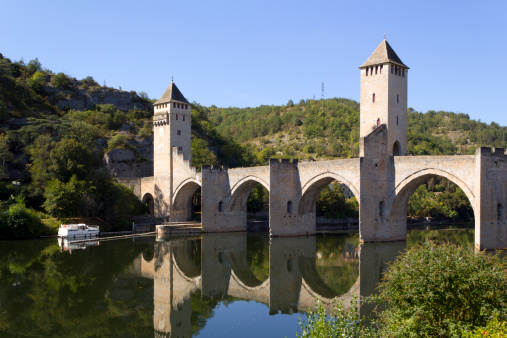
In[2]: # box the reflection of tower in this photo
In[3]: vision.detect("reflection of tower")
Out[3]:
[152,240,199,338]
[359,38,409,157]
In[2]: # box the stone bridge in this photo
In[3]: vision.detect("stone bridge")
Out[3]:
[120,39,507,250]
[134,234,402,337]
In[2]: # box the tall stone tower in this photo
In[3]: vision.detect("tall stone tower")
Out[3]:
[152,81,191,177]
[359,39,409,156]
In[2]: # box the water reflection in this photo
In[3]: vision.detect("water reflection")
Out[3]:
[143,233,405,337]
[0,228,474,337]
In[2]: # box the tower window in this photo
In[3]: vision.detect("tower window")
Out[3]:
[177,130,181,135]
[375,66,378,74]
[178,146,182,151]
[397,94,399,103]
[402,69,405,77]
[185,104,188,109]
[379,201,385,217]
[395,67,398,75]
[177,103,180,108]
[366,68,368,76]
[380,65,383,73]
[391,65,394,74]
[377,118,381,127]
[176,114,178,120]
[173,103,176,108]
[372,93,375,102]
[397,115,399,125]
[218,201,224,212]
[183,115,185,121]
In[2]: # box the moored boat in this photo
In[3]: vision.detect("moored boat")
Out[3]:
[58,223,100,238]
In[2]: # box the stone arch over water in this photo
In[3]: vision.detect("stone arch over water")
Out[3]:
[389,168,475,224]
[229,176,269,214]
[298,172,359,216]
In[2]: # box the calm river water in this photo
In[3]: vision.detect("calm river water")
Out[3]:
[0,225,474,337]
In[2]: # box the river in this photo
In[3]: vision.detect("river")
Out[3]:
[0,225,474,337]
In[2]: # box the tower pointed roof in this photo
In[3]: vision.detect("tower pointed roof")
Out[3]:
[360,39,409,69]
[155,81,189,105]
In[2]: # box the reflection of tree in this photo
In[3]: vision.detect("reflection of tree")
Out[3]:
[246,233,270,281]
[407,227,474,248]
[0,238,155,336]
[315,234,360,295]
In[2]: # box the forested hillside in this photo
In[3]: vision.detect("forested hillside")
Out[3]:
[208,98,507,162]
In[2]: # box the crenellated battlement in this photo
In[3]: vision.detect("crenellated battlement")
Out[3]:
[201,164,229,172]
[270,158,299,166]
[477,146,507,157]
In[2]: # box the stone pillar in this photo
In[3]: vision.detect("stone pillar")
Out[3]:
[269,159,313,236]
[359,125,405,242]
[475,147,507,250]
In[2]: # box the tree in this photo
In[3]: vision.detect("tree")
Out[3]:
[287,99,294,107]
[42,175,91,217]
[49,138,94,182]
[0,133,12,179]
[191,138,218,170]
[28,71,46,93]
[26,58,42,74]
[50,72,70,88]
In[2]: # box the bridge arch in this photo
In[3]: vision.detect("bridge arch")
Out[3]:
[173,179,201,221]
[298,172,359,216]
[172,239,201,280]
[229,176,269,212]
[389,168,476,220]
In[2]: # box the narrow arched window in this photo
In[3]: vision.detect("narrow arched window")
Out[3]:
[372,93,375,102]
[218,201,224,212]
[498,203,503,220]
[375,65,378,74]
[365,68,368,76]
[379,201,385,217]
[397,115,399,125]
[287,201,293,214]
[391,65,394,74]
[380,65,383,74]
[377,118,381,127]
[397,94,399,104]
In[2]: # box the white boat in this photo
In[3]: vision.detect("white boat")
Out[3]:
[58,223,100,238]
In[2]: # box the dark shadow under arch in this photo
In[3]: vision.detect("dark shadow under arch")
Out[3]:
[393,140,401,156]
[173,181,201,221]
[142,193,154,215]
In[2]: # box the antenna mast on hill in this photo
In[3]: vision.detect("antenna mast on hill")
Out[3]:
[321,82,325,108]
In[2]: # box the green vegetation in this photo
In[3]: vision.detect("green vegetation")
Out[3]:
[316,182,359,219]
[372,242,507,337]
[298,297,376,338]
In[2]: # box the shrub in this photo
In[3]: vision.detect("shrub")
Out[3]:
[372,242,507,337]
[0,201,44,239]
[297,297,376,338]
[107,134,126,150]
[464,316,507,337]
[50,72,70,88]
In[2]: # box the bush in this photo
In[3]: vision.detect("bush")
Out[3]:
[107,134,127,150]
[464,316,507,337]
[0,201,44,239]
[50,72,70,88]
[372,242,507,337]
[298,297,376,337]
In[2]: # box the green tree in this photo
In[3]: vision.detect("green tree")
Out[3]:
[0,200,44,239]
[28,71,46,93]
[50,72,70,88]
[26,58,42,74]
[49,138,94,182]
[42,175,91,217]
[191,138,218,170]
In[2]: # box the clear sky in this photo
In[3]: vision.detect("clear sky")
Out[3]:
[1,0,506,125]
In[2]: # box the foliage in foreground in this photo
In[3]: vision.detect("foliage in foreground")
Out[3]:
[372,242,507,337]
[0,199,51,239]
[297,297,376,338]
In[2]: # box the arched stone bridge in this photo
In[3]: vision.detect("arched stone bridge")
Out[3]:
[133,127,507,250]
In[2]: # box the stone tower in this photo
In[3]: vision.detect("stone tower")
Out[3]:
[359,39,409,156]
[152,81,191,177]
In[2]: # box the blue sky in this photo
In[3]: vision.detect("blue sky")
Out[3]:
[1,0,506,125]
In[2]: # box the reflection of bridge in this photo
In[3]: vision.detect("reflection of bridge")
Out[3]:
[134,234,404,337]
[120,39,507,250]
